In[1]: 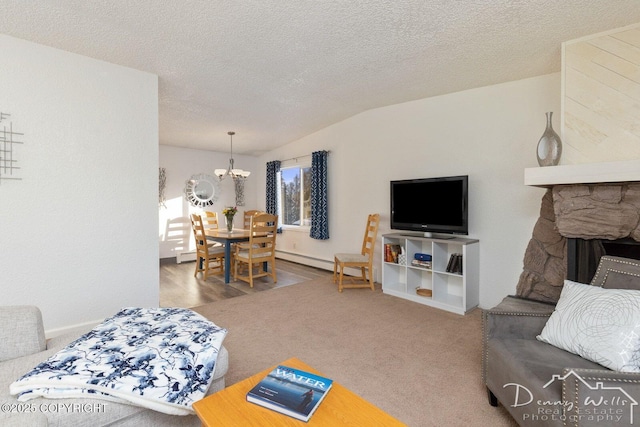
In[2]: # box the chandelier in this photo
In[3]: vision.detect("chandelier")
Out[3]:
[214,131,251,180]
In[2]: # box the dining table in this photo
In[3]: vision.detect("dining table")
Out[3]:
[203,228,255,283]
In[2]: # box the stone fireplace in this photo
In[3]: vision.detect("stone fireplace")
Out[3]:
[516,179,640,303]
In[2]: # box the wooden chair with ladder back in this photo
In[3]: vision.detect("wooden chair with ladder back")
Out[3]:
[333,213,380,292]
[243,210,261,229]
[233,213,278,287]
[202,211,224,249]
[191,213,226,279]
[241,210,267,274]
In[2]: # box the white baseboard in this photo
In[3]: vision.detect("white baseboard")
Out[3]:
[45,319,101,339]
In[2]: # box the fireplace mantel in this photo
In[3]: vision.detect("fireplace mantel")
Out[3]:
[524,159,640,187]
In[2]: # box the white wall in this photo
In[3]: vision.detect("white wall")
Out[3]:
[0,35,159,333]
[257,73,559,309]
[158,145,258,258]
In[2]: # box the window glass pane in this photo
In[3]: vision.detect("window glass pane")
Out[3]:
[302,167,311,226]
[280,168,301,225]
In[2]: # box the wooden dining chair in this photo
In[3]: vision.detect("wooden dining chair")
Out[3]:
[202,211,220,230]
[236,210,263,275]
[333,213,380,292]
[191,213,226,279]
[233,213,278,287]
[243,210,260,229]
[202,211,224,249]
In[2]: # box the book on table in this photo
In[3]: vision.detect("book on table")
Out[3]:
[246,364,333,422]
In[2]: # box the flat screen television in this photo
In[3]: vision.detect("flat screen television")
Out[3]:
[390,175,468,236]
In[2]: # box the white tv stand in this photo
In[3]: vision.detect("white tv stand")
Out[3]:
[382,233,479,315]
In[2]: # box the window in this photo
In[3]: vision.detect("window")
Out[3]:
[278,164,311,228]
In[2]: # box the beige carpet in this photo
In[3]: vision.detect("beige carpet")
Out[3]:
[193,278,517,427]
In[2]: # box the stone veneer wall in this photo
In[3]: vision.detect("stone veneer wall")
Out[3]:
[516,183,640,303]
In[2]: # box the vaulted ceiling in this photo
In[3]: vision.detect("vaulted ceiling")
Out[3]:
[3,1,640,155]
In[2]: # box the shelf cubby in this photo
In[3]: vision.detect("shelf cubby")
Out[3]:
[381,233,479,315]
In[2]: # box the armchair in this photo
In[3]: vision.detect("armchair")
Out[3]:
[483,256,640,426]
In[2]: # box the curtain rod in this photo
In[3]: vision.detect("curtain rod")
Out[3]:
[280,150,331,163]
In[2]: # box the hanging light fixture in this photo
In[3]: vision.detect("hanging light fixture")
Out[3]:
[215,131,251,180]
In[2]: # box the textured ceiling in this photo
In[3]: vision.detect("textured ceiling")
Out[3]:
[2,1,640,155]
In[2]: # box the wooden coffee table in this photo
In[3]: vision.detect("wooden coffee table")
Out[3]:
[193,357,407,426]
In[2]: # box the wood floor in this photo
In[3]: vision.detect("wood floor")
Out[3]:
[160,257,334,308]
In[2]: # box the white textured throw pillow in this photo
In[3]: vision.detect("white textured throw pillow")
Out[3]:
[537,280,640,372]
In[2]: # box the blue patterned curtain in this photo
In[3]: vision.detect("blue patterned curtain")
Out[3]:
[266,160,281,232]
[310,150,329,240]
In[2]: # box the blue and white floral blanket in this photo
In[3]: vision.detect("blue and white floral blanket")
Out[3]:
[10,307,227,416]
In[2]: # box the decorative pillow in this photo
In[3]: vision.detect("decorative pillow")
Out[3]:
[537,280,640,372]
[590,255,640,290]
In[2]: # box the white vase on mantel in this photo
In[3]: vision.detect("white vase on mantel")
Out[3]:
[536,112,562,167]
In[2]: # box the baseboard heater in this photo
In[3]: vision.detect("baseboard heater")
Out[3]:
[276,250,378,282]
[176,250,197,264]
[276,250,333,271]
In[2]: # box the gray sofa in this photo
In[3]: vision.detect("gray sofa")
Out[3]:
[483,255,640,426]
[0,306,228,427]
